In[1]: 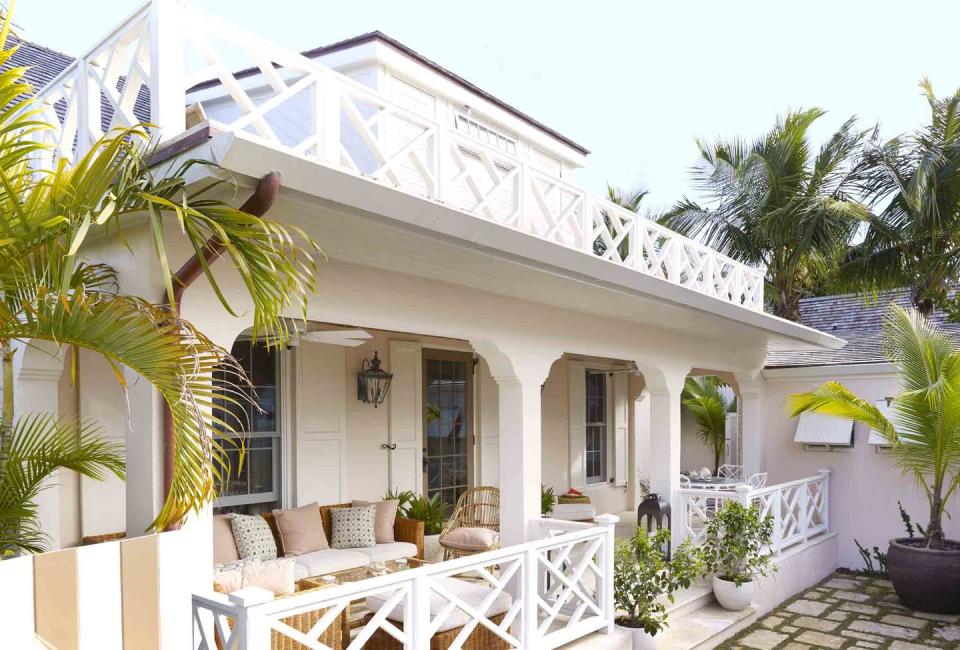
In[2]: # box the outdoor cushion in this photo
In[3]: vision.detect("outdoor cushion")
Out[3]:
[212,565,243,594]
[352,499,399,543]
[551,503,597,522]
[440,527,499,552]
[272,502,329,556]
[356,542,418,564]
[213,514,240,564]
[292,548,371,579]
[329,505,377,549]
[366,576,512,632]
[231,513,278,561]
[241,558,296,596]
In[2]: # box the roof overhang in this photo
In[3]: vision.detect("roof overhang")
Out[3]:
[156,127,846,358]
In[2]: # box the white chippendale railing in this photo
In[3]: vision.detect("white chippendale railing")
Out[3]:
[192,515,618,650]
[678,470,830,554]
[31,0,766,312]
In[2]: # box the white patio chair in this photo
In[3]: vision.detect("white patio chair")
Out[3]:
[746,472,768,489]
[679,475,691,487]
[718,464,743,480]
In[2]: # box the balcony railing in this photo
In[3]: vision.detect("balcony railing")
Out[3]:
[31,0,767,312]
[192,516,618,650]
[678,470,831,554]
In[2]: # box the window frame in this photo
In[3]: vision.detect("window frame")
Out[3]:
[213,339,284,511]
[584,369,611,485]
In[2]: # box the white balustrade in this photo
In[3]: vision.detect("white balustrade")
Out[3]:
[30,0,767,311]
[192,517,618,650]
[678,470,830,554]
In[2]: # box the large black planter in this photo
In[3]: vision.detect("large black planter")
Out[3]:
[887,538,960,614]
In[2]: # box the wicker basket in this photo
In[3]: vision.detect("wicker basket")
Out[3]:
[364,612,509,650]
[557,494,591,505]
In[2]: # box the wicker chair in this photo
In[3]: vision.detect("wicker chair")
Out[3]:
[439,487,500,560]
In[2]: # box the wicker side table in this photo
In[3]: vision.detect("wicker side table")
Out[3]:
[557,494,591,505]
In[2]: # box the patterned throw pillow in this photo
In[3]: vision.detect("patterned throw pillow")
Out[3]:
[230,514,278,561]
[330,505,377,549]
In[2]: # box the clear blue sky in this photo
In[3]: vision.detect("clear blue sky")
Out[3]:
[17,0,960,210]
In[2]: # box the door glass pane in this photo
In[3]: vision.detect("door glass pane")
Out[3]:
[424,353,471,515]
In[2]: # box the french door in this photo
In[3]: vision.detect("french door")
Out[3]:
[422,349,474,515]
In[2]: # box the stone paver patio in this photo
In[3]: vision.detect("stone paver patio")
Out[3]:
[721,572,960,649]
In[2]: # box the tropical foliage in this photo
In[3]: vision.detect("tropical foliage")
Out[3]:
[700,501,775,585]
[841,81,960,317]
[662,108,869,320]
[681,376,737,474]
[788,306,960,548]
[0,9,317,549]
[614,528,700,635]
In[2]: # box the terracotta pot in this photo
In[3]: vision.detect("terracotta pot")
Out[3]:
[712,576,755,611]
[887,538,960,614]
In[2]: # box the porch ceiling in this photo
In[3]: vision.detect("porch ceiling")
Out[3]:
[178,129,843,355]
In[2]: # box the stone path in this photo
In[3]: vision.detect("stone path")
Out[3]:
[721,572,960,649]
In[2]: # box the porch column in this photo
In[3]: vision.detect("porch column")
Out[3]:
[471,340,558,546]
[736,374,765,478]
[641,365,688,551]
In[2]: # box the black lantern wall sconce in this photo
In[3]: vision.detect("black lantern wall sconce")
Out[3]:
[357,351,393,407]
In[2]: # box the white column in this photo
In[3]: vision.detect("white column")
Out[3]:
[737,375,765,478]
[472,340,557,546]
[13,342,65,550]
[642,365,687,551]
[124,369,164,536]
[628,386,650,510]
[149,0,186,140]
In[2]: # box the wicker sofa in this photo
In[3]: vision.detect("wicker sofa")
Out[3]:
[215,502,425,581]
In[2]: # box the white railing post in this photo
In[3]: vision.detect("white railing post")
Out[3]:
[521,545,539,647]
[409,574,431,650]
[799,481,811,543]
[319,76,342,167]
[818,468,831,533]
[594,513,619,634]
[229,588,274,650]
[149,0,186,141]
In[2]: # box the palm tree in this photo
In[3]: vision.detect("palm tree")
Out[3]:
[594,184,648,260]
[606,183,648,212]
[681,376,737,475]
[841,80,960,317]
[788,306,960,548]
[0,12,317,550]
[661,109,869,321]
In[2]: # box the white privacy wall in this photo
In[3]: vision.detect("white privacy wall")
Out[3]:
[762,367,960,568]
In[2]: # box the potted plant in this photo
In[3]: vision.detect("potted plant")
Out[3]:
[541,485,556,516]
[614,528,700,649]
[789,306,960,613]
[390,491,445,562]
[700,500,775,611]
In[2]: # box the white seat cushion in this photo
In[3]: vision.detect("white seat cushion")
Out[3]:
[552,503,596,521]
[356,542,419,563]
[440,527,499,552]
[291,549,370,579]
[366,576,512,632]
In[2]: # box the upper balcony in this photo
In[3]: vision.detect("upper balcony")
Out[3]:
[30,0,766,313]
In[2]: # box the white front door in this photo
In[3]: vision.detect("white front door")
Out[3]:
[388,340,423,494]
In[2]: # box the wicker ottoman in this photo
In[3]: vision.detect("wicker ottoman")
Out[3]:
[363,577,512,650]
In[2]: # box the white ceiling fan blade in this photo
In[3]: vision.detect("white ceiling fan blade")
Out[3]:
[300,329,372,347]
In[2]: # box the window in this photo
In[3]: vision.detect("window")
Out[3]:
[455,112,517,155]
[585,370,608,484]
[213,340,282,514]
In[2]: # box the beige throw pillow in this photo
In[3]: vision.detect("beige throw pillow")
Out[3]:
[213,514,240,564]
[272,502,328,556]
[352,499,399,543]
[241,558,296,596]
[440,527,499,552]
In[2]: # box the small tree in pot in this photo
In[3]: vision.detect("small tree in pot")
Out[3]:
[700,501,775,611]
[789,306,960,613]
[614,528,700,649]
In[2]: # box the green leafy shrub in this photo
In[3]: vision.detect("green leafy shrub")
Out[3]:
[541,485,556,515]
[384,489,445,535]
[614,528,701,635]
[700,501,776,586]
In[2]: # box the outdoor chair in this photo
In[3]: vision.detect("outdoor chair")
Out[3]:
[746,472,768,489]
[717,464,743,480]
[439,487,500,560]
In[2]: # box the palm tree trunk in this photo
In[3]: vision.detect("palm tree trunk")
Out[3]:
[1,339,13,442]
[927,491,945,549]
[714,448,721,476]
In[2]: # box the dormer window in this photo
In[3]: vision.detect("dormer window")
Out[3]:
[455,112,517,155]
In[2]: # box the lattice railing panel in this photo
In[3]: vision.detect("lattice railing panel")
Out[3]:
[446,135,522,227]
[527,172,587,250]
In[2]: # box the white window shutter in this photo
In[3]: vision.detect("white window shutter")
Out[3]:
[613,372,628,486]
[388,340,423,494]
[568,359,586,488]
[295,342,347,505]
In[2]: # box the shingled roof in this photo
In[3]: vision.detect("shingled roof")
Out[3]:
[766,289,960,368]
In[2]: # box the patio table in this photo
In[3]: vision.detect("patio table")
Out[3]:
[687,476,742,490]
